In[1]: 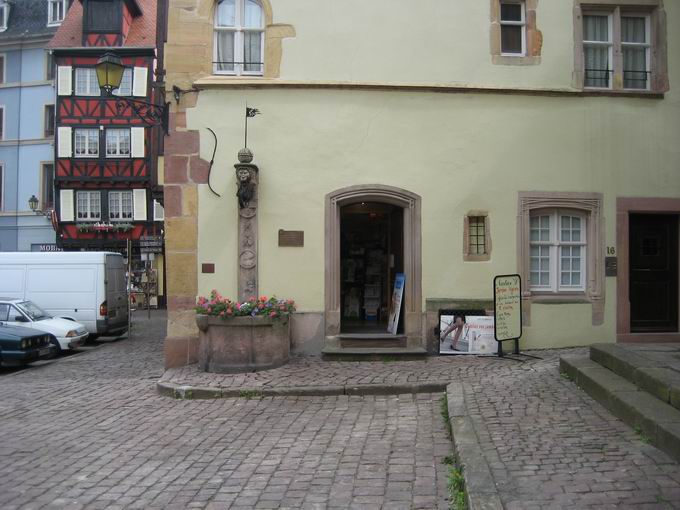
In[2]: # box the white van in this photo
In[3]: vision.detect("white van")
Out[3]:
[0,252,128,336]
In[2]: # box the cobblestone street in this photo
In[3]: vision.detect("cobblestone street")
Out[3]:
[1,311,679,509]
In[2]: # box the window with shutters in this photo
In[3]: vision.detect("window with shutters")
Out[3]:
[106,129,131,158]
[74,128,99,157]
[109,191,133,221]
[214,0,264,75]
[44,105,55,138]
[74,68,100,96]
[42,163,55,209]
[76,191,101,221]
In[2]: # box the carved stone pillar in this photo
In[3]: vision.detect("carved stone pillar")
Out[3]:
[235,148,259,301]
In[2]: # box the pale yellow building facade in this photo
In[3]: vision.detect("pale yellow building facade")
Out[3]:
[162,0,680,366]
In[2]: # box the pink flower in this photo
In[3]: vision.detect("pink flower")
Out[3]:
[270,311,277,318]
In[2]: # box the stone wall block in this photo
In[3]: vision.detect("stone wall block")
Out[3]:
[189,155,210,184]
[170,112,187,131]
[166,217,198,251]
[165,155,189,184]
[165,129,200,155]
[164,185,183,218]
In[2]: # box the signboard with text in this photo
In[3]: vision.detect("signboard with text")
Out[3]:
[493,274,522,342]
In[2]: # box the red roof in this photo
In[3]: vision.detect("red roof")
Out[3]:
[48,0,157,49]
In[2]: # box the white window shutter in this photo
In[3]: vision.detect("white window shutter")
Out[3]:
[57,126,72,157]
[130,127,145,158]
[57,66,72,96]
[133,189,147,221]
[59,190,74,222]
[132,67,148,97]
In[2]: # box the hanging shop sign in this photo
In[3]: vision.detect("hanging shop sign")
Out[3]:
[387,273,405,335]
[139,235,164,253]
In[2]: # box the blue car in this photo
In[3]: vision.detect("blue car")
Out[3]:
[0,324,56,367]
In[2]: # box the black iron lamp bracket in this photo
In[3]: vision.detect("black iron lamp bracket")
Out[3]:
[115,97,170,135]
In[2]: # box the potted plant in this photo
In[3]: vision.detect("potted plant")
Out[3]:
[195,291,296,373]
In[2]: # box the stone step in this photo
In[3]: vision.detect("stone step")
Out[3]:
[337,333,408,349]
[321,346,427,357]
[560,356,680,463]
[590,343,680,411]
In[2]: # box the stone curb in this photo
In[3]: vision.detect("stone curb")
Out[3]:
[156,380,447,399]
[447,383,504,510]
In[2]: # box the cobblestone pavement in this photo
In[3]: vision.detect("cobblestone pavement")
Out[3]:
[0,311,451,509]
[165,348,680,509]
[2,312,680,509]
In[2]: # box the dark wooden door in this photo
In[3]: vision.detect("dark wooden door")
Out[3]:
[629,214,679,332]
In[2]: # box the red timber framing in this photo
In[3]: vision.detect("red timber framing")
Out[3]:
[52,50,162,247]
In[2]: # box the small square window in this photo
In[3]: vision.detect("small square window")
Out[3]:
[464,213,491,261]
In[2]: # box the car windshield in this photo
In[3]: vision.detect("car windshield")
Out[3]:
[16,301,51,321]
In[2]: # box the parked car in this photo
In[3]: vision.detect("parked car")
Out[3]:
[0,323,56,366]
[0,299,89,353]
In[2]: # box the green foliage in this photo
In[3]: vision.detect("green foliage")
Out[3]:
[440,395,452,440]
[634,425,652,444]
[560,371,574,381]
[239,389,262,400]
[448,466,467,510]
[195,291,296,320]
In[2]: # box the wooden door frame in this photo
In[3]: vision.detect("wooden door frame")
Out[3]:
[616,197,680,343]
[325,185,422,347]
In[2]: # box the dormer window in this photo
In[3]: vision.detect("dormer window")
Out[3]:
[0,2,9,32]
[85,0,123,33]
[48,0,67,26]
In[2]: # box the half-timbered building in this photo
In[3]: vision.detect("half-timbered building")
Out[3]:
[48,0,167,304]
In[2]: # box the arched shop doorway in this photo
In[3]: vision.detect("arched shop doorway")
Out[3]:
[324,185,422,350]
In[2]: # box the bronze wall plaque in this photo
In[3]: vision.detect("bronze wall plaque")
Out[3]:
[605,257,617,277]
[278,230,304,247]
[202,263,215,274]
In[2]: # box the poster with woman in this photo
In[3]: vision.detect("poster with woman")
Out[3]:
[439,312,496,355]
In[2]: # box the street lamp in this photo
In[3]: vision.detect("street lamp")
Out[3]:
[95,52,169,134]
[28,194,39,212]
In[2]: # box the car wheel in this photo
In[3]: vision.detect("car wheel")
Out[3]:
[49,335,61,356]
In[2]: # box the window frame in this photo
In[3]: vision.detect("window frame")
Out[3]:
[0,54,5,84]
[0,163,4,212]
[105,128,131,158]
[45,51,55,81]
[76,190,101,221]
[47,0,67,27]
[0,105,5,140]
[153,199,164,221]
[575,1,665,93]
[499,0,526,57]
[582,11,614,89]
[74,128,99,158]
[0,2,8,32]
[74,67,101,97]
[112,68,132,97]
[621,13,651,91]
[41,162,55,210]
[463,211,492,262]
[529,210,587,293]
[213,0,265,76]
[108,190,133,222]
[44,104,55,138]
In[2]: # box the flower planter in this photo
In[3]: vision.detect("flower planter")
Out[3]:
[196,315,290,373]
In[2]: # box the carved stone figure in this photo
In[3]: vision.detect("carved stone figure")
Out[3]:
[236,167,257,209]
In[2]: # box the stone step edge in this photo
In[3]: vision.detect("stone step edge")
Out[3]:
[560,356,680,463]
[157,380,447,399]
[590,344,680,411]
[446,384,504,510]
